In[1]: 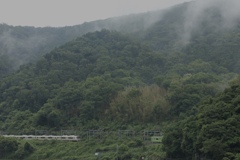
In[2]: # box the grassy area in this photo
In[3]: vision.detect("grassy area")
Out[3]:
[21,137,165,160]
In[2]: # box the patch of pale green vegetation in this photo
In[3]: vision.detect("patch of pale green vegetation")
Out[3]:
[23,138,165,160]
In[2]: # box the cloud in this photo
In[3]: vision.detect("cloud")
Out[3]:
[0,28,47,69]
[181,0,240,43]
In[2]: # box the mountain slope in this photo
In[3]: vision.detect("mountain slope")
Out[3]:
[0,30,168,132]
[163,79,240,159]
[141,1,240,73]
[0,9,164,77]
[1,2,240,159]
[1,0,240,131]
[2,0,240,77]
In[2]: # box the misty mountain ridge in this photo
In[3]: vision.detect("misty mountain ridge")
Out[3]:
[0,8,165,72]
[144,0,240,48]
[1,0,240,74]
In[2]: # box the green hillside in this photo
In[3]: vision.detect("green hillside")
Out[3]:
[0,9,164,79]
[1,1,240,159]
[163,78,240,160]
[0,30,168,132]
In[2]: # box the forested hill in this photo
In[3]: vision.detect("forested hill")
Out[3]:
[1,1,240,159]
[2,0,240,77]
[142,1,240,73]
[0,0,240,132]
[0,9,164,78]
[163,79,240,159]
[0,27,237,132]
[0,30,168,132]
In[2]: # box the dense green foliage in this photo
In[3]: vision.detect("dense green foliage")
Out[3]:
[1,1,240,159]
[0,136,18,158]
[163,79,240,159]
[0,30,169,133]
[0,136,34,159]
[0,27,234,133]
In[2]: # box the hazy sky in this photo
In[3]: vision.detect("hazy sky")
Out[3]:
[0,0,192,27]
